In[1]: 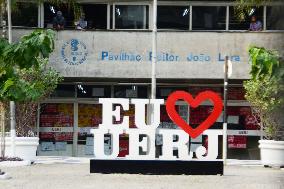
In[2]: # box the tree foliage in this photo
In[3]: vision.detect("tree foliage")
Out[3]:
[0,29,59,101]
[234,0,272,21]
[244,46,284,140]
[3,29,54,68]
[13,58,62,136]
[249,47,281,80]
[0,29,62,136]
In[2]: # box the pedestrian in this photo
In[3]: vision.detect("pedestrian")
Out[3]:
[53,11,65,30]
[249,15,262,31]
[76,14,87,30]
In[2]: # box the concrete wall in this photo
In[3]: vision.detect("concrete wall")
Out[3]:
[12,29,284,80]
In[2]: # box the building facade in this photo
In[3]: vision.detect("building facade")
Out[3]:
[11,0,284,159]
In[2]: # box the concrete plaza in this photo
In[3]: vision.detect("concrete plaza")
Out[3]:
[0,157,283,189]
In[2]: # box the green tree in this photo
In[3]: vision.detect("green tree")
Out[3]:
[244,46,284,140]
[0,29,62,159]
[0,29,56,100]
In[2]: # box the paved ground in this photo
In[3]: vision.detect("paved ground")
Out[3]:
[0,157,283,189]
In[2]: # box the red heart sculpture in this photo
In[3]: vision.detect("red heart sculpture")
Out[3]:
[166,91,223,138]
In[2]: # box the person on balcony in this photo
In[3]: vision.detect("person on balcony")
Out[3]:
[249,16,262,31]
[75,14,87,30]
[53,11,65,30]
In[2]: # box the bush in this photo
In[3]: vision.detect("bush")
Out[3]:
[244,46,284,140]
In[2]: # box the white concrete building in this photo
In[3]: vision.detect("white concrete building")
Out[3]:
[11,0,284,159]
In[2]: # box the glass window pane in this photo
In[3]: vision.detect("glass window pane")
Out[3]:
[81,4,107,29]
[77,104,102,156]
[77,85,111,98]
[115,5,148,29]
[44,3,74,29]
[114,86,148,98]
[12,2,38,27]
[229,6,263,30]
[51,85,75,98]
[267,6,284,30]
[110,5,113,29]
[157,87,188,99]
[228,87,245,100]
[192,6,226,30]
[189,86,223,99]
[39,103,74,156]
[157,6,189,30]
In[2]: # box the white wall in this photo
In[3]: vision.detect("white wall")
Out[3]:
[12,29,284,80]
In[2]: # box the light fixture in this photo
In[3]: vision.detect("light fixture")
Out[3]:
[249,8,255,16]
[182,8,189,17]
[77,85,82,90]
[50,6,56,14]
[132,85,137,91]
[78,85,87,94]
[116,8,121,16]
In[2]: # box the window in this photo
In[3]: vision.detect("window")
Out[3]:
[266,6,284,30]
[44,3,75,29]
[157,87,188,99]
[157,6,189,30]
[81,4,107,29]
[51,85,75,98]
[110,5,113,28]
[12,2,38,27]
[114,86,148,98]
[39,103,74,156]
[77,85,111,98]
[192,6,226,30]
[229,6,263,30]
[115,5,149,29]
